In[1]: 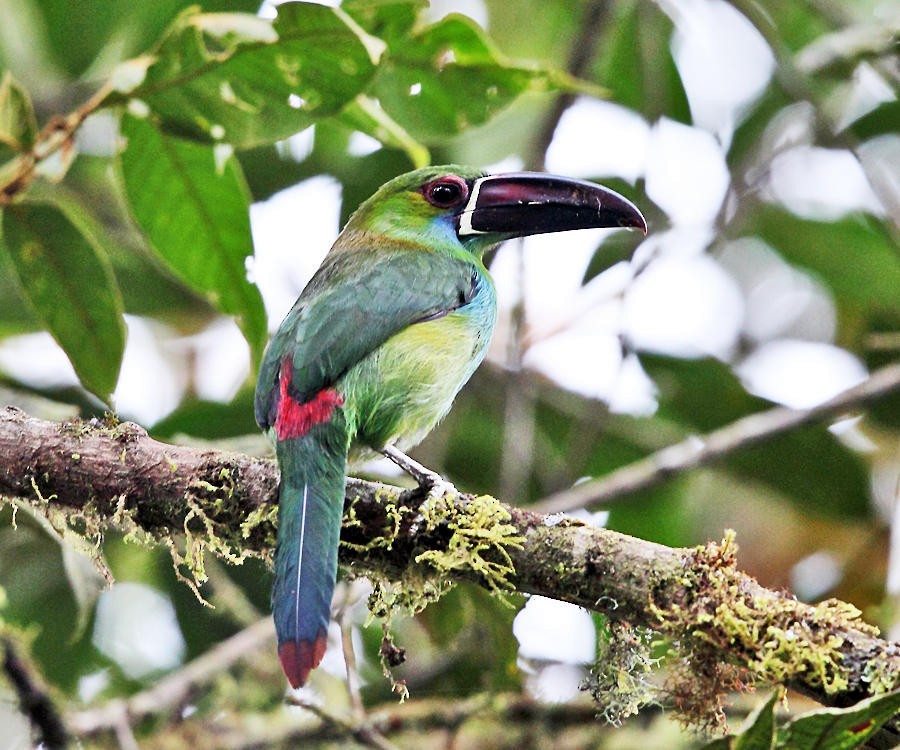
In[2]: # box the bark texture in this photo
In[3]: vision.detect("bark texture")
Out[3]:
[1,405,898,732]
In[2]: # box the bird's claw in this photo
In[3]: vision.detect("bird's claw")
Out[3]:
[407,472,457,536]
[380,444,458,506]
[421,474,458,509]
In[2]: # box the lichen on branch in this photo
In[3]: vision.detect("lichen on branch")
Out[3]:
[1,406,899,733]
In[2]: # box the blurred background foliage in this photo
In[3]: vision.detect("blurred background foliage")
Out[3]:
[0,0,898,747]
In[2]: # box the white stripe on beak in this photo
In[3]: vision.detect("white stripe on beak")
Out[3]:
[457,176,488,236]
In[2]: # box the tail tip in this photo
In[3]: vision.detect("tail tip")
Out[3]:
[278,634,328,688]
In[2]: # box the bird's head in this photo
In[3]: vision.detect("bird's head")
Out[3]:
[340,164,647,255]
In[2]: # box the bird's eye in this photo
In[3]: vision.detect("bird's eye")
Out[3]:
[423,176,469,209]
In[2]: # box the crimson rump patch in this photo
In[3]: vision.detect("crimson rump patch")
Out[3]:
[274,358,343,440]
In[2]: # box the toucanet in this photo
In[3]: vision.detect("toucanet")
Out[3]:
[255,165,647,687]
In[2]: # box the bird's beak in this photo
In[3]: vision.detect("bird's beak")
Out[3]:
[456,172,647,238]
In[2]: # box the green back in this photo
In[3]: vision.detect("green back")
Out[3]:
[255,246,476,428]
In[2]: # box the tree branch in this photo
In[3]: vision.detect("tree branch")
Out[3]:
[532,361,900,514]
[2,636,69,750]
[1,405,898,732]
[0,82,115,205]
[67,618,276,736]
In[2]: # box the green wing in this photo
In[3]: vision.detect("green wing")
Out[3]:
[255,248,476,428]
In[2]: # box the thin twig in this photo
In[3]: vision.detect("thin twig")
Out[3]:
[532,360,900,514]
[0,81,114,205]
[111,716,139,750]
[69,617,275,736]
[338,602,365,720]
[2,637,69,750]
[225,693,596,749]
[497,239,536,502]
[289,698,402,750]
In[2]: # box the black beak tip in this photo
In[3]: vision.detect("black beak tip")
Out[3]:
[603,191,647,236]
[626,211,648,236]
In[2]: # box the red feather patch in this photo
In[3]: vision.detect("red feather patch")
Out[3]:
[278,633,328,688]
[275,358,343,440]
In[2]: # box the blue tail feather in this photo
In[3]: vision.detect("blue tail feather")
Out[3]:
[273,416,347,688]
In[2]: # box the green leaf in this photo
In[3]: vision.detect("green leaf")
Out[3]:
[119,112,266,368]
[35,0,262,80]
[0,201,125,402]
[0,506,105,691]
[372,14,582,142]
[746,0,831,52]
[15,502,106,640]
[150,388,258,440]
[338,95,430,168]
[734,692,778,750]
[778,690,900,750]
[343,0,426,43]
[592,0,690,123]
[129,2,379,147]
[0,71,38,151]
[606,482,690,547]
[483,0,589,63]
[726,88,792,171]
[850,100,900,142]
[0,242,38,338]
[641,355,759,430]
[583,227,647,284]
[61,154,216,324]
[414,586,523,693]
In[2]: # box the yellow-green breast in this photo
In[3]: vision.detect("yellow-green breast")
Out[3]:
[341,269,496,460]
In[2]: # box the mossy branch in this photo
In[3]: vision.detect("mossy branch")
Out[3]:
[1,405,898,731]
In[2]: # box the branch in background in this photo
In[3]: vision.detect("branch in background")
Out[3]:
[259,694,607,750]
[146,693,613,750]
[532,361,900,514]
[1,404,899,732]
[728,0,900,240]
[2,636,69,750]
[0,82,114,205]
[289,698,402,750]
[68,617,275,736]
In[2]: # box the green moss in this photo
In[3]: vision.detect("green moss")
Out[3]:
[350,490,524,699]
[581,621,660,725]
[239,501,278,549]
[862,653,900,695]
[414,493,523,593]
[365,572,448,701]
[23,477,113,584]
[650,530,879,732]
[344,490,523,613]
[166,469,274,604]
[341,488,403,553]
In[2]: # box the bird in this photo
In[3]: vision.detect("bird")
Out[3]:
[254,165,647,688]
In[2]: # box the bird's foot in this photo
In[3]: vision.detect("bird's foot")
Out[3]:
[380,444,458,503]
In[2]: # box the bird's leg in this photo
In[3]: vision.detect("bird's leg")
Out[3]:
[380,444,458,501]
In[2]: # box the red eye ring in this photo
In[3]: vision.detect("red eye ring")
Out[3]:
[422,175,469,209]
